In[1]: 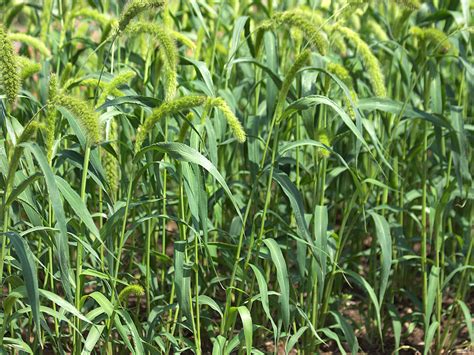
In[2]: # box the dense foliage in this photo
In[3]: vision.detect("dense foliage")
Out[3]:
[0,0,472,353]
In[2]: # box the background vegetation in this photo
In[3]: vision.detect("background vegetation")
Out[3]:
[0,0,472,353]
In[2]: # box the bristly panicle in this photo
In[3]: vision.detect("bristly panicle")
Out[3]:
[207,97,246,143]
[135,96,208,151]
[410,26,452,54]
[102,118,120,198]
[17,57,41,80]
[0,25,20,105]
[269,10,328,55]
[98,70,136,106]
[394,0,421,10]
[366,19,388,42]
[118,284,145,305]
[333,25,386,97]
[125,22,178,101]
[45,74,58,163]
[56,94,102,144]
[114,0,165,35]
[8,33,51,57]
[275,50,311,119]
[316,129,331,158]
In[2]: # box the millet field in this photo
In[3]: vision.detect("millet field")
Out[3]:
[0,0,472,353]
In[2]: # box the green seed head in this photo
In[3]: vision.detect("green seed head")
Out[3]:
[327,62,351,83]
[366,19,388,42]
[98,70,136,106]
[56,93,102,144]
[275,50,311,119]
[327,62,358,120]
[410,26,452,54]
[0,25,20,105]
[45,74,58,163]
[118,284,144,305]
[70,7,112,28]
[103,118,120,198]
[271,10,328,55]
[135,95,208,151]
[334,25,386,97]
[394,0,421,10]
[317,129,331,158]
[207,97,246,143]
[9,33,51,57]
[17,56,41,80]
[126,22,178,101]
[115,0,165,34]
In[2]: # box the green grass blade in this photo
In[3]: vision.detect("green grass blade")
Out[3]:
[4,232,41,340]
[368,211,392,303]
[236,305,253,355]
[263,238,290,328]
[24,142,73,301]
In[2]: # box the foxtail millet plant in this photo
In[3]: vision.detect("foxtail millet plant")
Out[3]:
[0,1,471,354]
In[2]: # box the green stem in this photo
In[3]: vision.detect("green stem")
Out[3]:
[74,144,91,354]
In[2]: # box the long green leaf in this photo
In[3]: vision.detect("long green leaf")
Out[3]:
[4,232,41,340]
[263,238,290,328]
[24,142,72,300]
[369,211,392,303]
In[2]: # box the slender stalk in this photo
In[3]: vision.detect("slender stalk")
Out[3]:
[74,144,91,354]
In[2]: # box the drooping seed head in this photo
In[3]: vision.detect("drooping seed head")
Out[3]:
[8,33,51,56]
[114,0,165,34]
[366,19,388,42]
[56,93,102,144]
[69,7,112,28]
[118,284,144,305]
[410,26,452,54]
[125,22,178,101]
[171,30,196,49]
[207,97,246,143]
[270,10,328,55]
[333,25,386,97]
[98,70,136,106]
[135,95,208,151]
[327,62,351,83]
[17,56,41,80]
[275,50,311,119]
